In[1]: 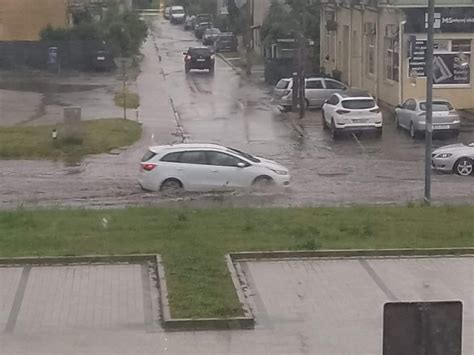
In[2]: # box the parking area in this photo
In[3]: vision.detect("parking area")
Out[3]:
[0,263,156,335]
[1,256,472,354]
[241,256,474,354]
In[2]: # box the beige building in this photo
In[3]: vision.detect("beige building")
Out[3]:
[0,0,69,40]
[320,0,474,109]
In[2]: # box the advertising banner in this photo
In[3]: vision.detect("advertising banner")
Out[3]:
[408,40,471,85]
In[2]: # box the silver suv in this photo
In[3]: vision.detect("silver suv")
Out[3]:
[272,77,347,111]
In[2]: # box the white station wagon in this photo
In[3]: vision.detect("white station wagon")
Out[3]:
[139,143,290,192]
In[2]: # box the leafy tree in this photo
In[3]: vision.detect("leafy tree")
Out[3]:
[40,2,148,57]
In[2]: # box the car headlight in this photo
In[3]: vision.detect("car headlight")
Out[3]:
[270,169,288,175]
[436,153,452,158]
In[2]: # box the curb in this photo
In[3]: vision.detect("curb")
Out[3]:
[217,53,240,74]
[0,254,156,266]
[229,248,474,261]
[156,255,254,331]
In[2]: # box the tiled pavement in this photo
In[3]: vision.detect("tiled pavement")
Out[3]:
[0,257,472,354]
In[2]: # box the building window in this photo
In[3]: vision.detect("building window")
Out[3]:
[452,39,471,53]
[366,33,375,75]
[385,36,399,81]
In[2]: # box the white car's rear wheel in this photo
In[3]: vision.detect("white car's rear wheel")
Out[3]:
[160,179,183,193]
[454,158,473,176]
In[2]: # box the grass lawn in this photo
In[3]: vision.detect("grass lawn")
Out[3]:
[0,206,473,319]
[0,118,142,160]
[114,88,140,109]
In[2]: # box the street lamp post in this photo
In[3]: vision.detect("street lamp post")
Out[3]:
[424,0,435,205]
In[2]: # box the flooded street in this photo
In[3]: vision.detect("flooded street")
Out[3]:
[1,16,473,209]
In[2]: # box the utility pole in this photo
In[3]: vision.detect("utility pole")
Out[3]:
[122,60,127,120]
[298,33,306,119]
[298,9,306,119]
[424,0,434,204]
[245,0,253,76]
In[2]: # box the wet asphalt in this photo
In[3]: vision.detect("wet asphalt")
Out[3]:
[0,16,473,209]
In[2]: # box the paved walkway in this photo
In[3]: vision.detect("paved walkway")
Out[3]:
[0,256,472,354]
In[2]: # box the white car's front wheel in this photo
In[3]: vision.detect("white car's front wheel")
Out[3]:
[252,176,274,191]
[454,158,473,176]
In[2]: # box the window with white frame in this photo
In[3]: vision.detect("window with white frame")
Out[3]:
[385,36,399,81]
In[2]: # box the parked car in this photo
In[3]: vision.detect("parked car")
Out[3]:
[184,15,195,30]
[272,77,348,111]
[164,7,171,20]
[432,142,474,176]
[202,28,221,46]
[170,6,185,24]
[215,32,238,52]
[183,47,215,74]
[322,89,383,139]
[194,14,212,28]
[394,98,461,138]
[139,143,290,192]
[194,22,212,39]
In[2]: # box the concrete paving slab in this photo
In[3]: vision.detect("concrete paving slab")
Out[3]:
[0,268,23,331]
[12,264,146,333]
[242,256,474,354]
[1,255,472,354]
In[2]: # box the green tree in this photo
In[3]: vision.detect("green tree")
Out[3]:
[40,1,148,57]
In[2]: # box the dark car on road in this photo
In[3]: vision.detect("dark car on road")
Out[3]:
[215,32,238,52]
[202,28,221,46]
[184,47,215,74]
[194,22,212,39]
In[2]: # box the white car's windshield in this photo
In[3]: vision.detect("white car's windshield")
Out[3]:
[227,147,260,163]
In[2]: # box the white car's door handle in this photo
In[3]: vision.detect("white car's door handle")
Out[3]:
[211,170,218,173]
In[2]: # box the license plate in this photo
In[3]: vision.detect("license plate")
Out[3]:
[97,56,105,61]
[434,124,449,129]
[353,119,368,123]
[197,59,205,62]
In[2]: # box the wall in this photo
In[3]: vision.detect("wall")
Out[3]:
[401,33,474,110]
[0,0,68,41]
[320,4,474,109]
[0,41,113,71]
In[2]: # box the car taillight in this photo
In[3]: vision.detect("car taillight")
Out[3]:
[185,55,192,61]
[141,163,157,171]
[418,112,426,116]
[210,55,215,60]
[370,108,381,113]
[448,110,458,116]
[282,89,291,96]
[336,109,351,114]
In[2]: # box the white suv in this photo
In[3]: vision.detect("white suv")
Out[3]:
[139,143,290,192]
[170,6,185,24]
[322,89,383,139]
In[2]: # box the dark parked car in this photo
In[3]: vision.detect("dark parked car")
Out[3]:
[194,14,212,27]
[202,28,221,46]
[215,32,238,52]
[184,47,215,74]
[194,22,212,39]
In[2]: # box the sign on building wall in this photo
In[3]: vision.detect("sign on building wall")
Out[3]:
[408,40,471,85]
[404,8,474,33]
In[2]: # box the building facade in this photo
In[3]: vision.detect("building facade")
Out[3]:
[320,0,474,109]
[0,0,69,40]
